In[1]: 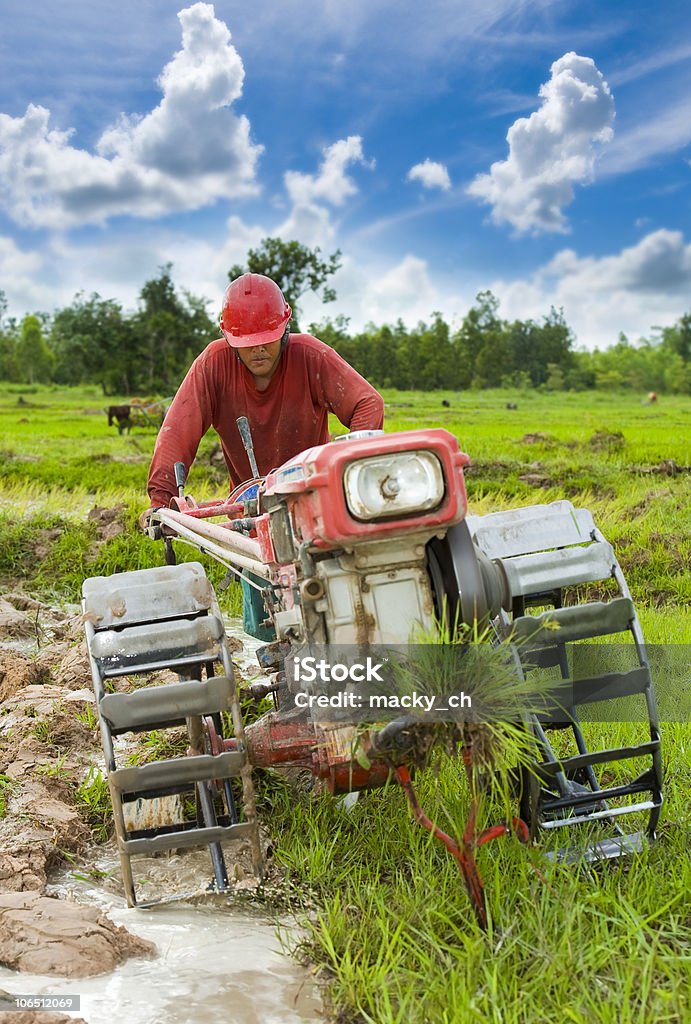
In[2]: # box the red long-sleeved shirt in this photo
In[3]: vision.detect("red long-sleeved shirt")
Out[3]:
[147,333,385,508]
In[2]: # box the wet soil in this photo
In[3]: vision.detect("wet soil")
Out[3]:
[0,605,159,974]
[0,597,322,1022]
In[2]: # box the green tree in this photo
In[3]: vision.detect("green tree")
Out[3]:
[365,323,400,388]
[134,264,216,392]
[0,291,18,381]
[416,314,454,389]
[505,308,575,388]
[229,237,342,330]
[0,331,17,381]
[658,314,691,393]
[588,333,671,393]
[544,362,565,390]
[16,315,54,384]
[661,313,691,363]
[565,349,597,390]
[51,293,135,393]
[452,291,504,389]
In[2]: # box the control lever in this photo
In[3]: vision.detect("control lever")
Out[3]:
[174,461,186,498]
[236,416,260,478]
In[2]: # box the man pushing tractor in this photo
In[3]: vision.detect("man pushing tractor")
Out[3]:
[82,274,662,920]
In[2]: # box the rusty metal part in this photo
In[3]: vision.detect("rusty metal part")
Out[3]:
[242,710,392,793]
[394,760,529,930]
[244,710,317,768]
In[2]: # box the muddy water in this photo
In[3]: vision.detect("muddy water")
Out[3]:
[0,616,324,1023]
[0,848,322,1024]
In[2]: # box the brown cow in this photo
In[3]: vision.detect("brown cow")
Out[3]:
[107,405,132,434]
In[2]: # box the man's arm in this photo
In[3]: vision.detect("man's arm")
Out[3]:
[146,359,215,508]
[316,344,385,431]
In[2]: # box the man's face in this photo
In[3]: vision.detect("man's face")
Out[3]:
[235,338,283,379]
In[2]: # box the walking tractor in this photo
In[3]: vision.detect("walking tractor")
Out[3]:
[82,423,662,923]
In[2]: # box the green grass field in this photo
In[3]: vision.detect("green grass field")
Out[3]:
[0,384,689,1023]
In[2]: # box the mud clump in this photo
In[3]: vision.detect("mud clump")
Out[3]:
[588,430,625,450]
[87,504,127,545]
[0,726,92,894]
[0,637,159,978]
[0,645,99,897]
[519,473,554,488]
[519,432,558,446]
[0,822,54,893]
[519,460,554,488]
[33,528,63,564]
[0,891,156,977]
[0,602,37,642]
[639,458,688,476]
[41,641,92,691]
[0,596,72,651]
[0,653,51,703]
[34,709,95,752]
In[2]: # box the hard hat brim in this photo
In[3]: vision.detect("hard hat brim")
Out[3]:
[221,321,288,348]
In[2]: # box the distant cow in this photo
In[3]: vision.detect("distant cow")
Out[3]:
[441,399,451,408]
[506,402,518,410]
[107,405,132,434]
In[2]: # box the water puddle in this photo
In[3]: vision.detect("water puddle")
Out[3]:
[1,851,322,1024]
[1,615,323,1022]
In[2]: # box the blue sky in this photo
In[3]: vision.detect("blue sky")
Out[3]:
[1,0,691,349]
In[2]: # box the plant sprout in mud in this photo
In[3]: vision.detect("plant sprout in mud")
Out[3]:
[75,767,113,842]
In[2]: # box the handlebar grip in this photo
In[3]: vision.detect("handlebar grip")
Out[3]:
[174,461,186,496]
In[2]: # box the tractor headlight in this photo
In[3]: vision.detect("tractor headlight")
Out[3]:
[343,451,445,521]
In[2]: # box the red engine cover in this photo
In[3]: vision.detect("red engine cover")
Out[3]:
[263,428,469,548]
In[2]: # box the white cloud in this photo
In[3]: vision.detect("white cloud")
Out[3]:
[0,137,376,322]
[278,136,373,248]
[468,52,614,234]
[407,160,452,191]
[356,255,439,323]
[43,214,269,318]
[299,253,469,333]
[284,136,371,207]
[0,236,46,314]
[543,229,691,295]
[306,230,691,347]
[492,229,691,347]
[0,3,261,229]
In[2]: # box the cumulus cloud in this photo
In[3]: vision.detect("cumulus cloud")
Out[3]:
[278,136,373,247]
[0,3,261,229]
[493,229,691,347]
[468,52,614,234]
[0,133,377,321]
[356,254,438,323]
[407,159,451,191]
[542,229,691,296]
[303,230,691,347]
[0,236,46,313]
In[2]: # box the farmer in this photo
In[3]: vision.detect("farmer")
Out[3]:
[145,273,384,510]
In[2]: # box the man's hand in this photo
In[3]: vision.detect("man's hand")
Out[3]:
[138,506,163,535]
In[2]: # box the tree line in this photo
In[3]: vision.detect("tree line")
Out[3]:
[1,240,689,395]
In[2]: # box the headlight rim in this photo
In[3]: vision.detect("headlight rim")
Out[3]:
[343,449,446,522]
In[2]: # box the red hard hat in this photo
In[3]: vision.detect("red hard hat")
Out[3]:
[220,273,292,348]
